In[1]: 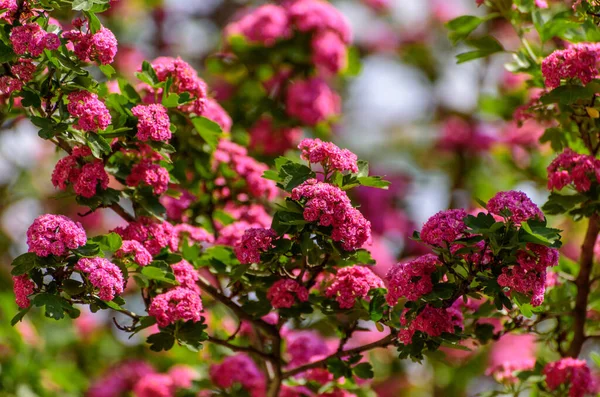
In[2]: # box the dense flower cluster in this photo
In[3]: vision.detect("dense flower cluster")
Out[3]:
[248,117,302,155]
[26,214,87,257]
[311,30,348,75]
[487,190,544,224]
[52,146,110,198]
[213,140,278,200]
[288,0,352,44]
[547,148,600,192]
[543,358,594,397]
[486,359,535,384]
[174,224,214,244]
[112,217,178,256]
[225,4,291,46]
[0,58,35,95]
[285,78,341,125]
[148,287,203,327]
[171,260,199,291]
[498,243,559,306]
[75,257,124,301]
[291,179,371,251]
[132,373,175,397]
[131,104,172,142]
[298,138,358,173]
[386,254,439,304]
[161,190,195,221]
[209,353,266,397]
[325,265,384,308]
[87,360,154,397]
[437,117,495,153]
[267,279,309,308]
[63,24,118,65]
[13,275,35,309]
[420,209,468,246]
[541,43,600,89]
[115,240,153,266]
[66,91,111,132]
[200,98,233,132]
[235,228,277,264]
[399,303,464,345]
[10,23,60,57]
[285,330,330,366]
[126,160,170,195]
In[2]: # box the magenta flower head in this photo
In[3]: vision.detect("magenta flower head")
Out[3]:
[224,4,292,47]
[132,104,172,142]
[209,353,266,397]
[267,279,309,308]
[386,254,440,305]
[298,138,358,173]
[543,358,594,397]
[420,209,468,246]
[13,275,35,309]
[148,287,203,327]
[541,43,600,89]
[235,228,277,264]
[115,240,153,266]
[487,190,544,224]
[325,265,384,309]
[75,257,125,301]
[285,78,341,126]
[27,214,87,257]
[67,91,111,132]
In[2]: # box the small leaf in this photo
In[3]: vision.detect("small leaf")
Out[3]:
[191,117,222,150]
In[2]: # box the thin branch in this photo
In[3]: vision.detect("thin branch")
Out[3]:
[208,335,275,361]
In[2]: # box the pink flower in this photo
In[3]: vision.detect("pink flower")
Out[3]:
[487,190,544,224]
[311,30,347,75]
[361,0,390,12]
[88,360,155,397]
[437,117,496,153]
[73,162,110,198]
[486,359,535,384]
[167,365,197,389]
[148,287,203,327]
[199,98,232,132]
[541,43,600,89]
[126,160,170,195]
[132,104,171,142]
[234,228,277,264]
[13,275,35,309]
[63,26,118,65]
[399,302,464,345]
[112,217,178,256]
[209,354,266,397]
[132,373,175,397]
[298,138,358,173]
[225,4,292,46]
[386,254,439,305]
[285,330,331,366]
[174,224,214,245]
[10,23,60,57]
[171,260,199,291]
[287,0,352,44]
[11,59,36,81]
[420,209,468,246]
[0,76,22,95]
[52,146,109,198]
[248,117,302,155]
[543,358,594,397]
[27,214,87,257]
[74,257,124,302]
[160,190,195,221]
[547,148,600,193]
[325,265,384,309]
[267,279,309,308]
[115,240,153,266]
[67,91,111,132]
[285,78,341,126]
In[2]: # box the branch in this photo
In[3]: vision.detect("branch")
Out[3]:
[282,333,396,379]
[208,335,275,361]
[567,213,600,357]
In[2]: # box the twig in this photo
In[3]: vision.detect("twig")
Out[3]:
[208,335,275,361]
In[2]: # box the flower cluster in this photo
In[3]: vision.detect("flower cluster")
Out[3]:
[543,358,594,397]
[132,373,175,397]
[547,148,600,192]
[174,224,214,245]
[541,43,600,89]
[487,190,544,224]
[115,240,153,266]
[225,4,291,46]
[67,91,112,132]
[285,329,330,366]
[112,217,178,256]
[486,359,535,384]
[285,77,341,126]
[148,287,203,327]
[298,138,359,173]
[131,104,172,142]
[386,254,439,304]
[0,58,36,95]
[325,265,384,308]
[399,303,464,345]
[126,160,170,195]
[215,204,272,247]
[26,214,87,257]
[87,360,155,397]
[248,117,302,155]
[209,353,266,397]
[10,23,60,57]
[291,179,371,251]
[234,228,277,264]
[213,140,278,200]
[171,260,199,291]
[420,209,468,246]
[200,98,233,132]
[52,146,110,198]
[13,275,35,309]
[437,116,495,153]
[75,257,124,301]
[267,279,309,308]
[63,23,118,65]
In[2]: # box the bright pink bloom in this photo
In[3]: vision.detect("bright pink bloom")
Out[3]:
[167,365,196,389]
[220,203,272,229]
[209,354,266,397]
[0,76,22,95]
[235,227,277,264]
[291,179,371,251]
[174,224,214,244]
[27,214,87,257]
[486,359,535,384]
[52,146,109,198]
[126,161,170,195]
[132,373,175,397]
[199,98,232,132]
[399,302,464,345]
[248,117,302,155]
[171,260,199,291]
[285,78,341,126]
[543,358,594,397]
[311,30,347,75]
[287,0,352,44]
[132,104,171,142]
[437,117,496,153]
[115,240,153,266]
[386,254,439,304]
[73,162,110,198]
[67,91,111,132]
[148,287,203,327]
[541,43,600,89]
[13,275,35,309]
[298,138,358,173]
[285,330,331,366]
[161,190,195,221]
[216,221,258,247]
[112,218,178,256]
[225,4,291,46]
[63,26,118,65]
[420,209,468,246]
[547,148,600,193]
[267,279,309,308]
[11,59,36,81]
[10,23,60,57]
[325,265,384,309]
[75,257,124,301]
[487,190,544,224]
[87,360,155,397]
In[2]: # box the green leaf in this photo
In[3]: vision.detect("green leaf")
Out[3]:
[353,362,374,379]
[141,263,178,284]
[279,162,316,192]
[11,252,40,276]
[99,64,116,78]
[72,0,110,11]
[456,36,504,64]
[90,232,123,252]
[446,15,485,45]
[87,133,111,158]
[176,320,208,352]
[32,293,80,320]
[162,93,180,108]
[357,176,390,189]
[11,307,30,326]
[542,192,586,215]
[191,117,223,150]
[62,279,86,296]
[147,332,175,352]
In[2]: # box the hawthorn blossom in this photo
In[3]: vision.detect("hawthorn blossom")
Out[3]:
[126,161,170,195]
[13,275,35,309]
[199,98,232,132]
[10,23,60,57]
[225,4,291,46]
[52,147,109,198]
[285,330,331,366]
[399,303,464,345]
[63,25,118,65]
[285,78,341,125]
[420,209,468,246]
[171,260,199,291]
[112,217,178,256]
[27,214,87,257]
[487,190,544,224]
[132,373,175,397]
[248,117,302,155]
[267,279,309,308]
[311,30,347,75]
[209,354,266,397]
[67,91,111,132]
[132,104,172,142]
[542,43,600,89]
[234,228,277,264]
[148,287,203,327]
[386,254,439,305]
[115,240,153,266]
[325,265,384,309]
[543,358,594,397]
[298,138,358,173]
[547,148,600,192]
[75,257,124,301]
[287,0,352,44]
